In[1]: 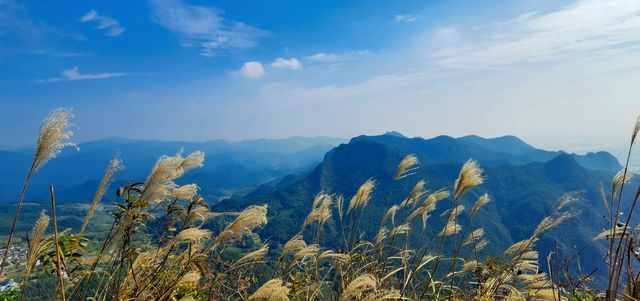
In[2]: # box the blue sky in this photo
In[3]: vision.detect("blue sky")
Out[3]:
[1,0,640,159]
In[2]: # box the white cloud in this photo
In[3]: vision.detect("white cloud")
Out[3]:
[270,57,302,70]
[149,0,268,56]
[235,61,265,78]
[394,14,419,23]
[431,0,640,68]
[38,67,126,82]
[306,50,370,62]
[80,10,125,36]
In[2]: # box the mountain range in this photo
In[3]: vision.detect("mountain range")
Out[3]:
[214,132,627,285]
[0,136,346,203]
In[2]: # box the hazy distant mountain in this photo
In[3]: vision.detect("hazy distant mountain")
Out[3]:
[215,133,625,284]
[0,136,347,203]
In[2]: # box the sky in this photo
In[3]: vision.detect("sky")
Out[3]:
[1,0,640,160]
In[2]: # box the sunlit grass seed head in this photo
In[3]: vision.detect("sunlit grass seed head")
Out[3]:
[454,159,484,200]
[32,108,77,173]
[248,278,290,301]
[347,178,375,214]
[395,154,419,180]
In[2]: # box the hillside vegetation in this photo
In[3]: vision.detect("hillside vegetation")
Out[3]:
[0,108,639,301]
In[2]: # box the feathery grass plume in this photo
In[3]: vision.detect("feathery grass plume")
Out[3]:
[248,279,290,301]
[336,195,344,220]
[471,193,490,217]
[462,260,480,272]
[303,193,333,228]
[173,228,211,244]
[141,153,185,203]
[399,180,425,208]
[443,204,465,222]
[177,271,202,287]
[453,159,484,200]
[631,114,640,145]
[474,239,489,252]
[533,211,577,237]
[347,178,376,214]
[407,189,448,225]
[281,235,307,257]
[462,228,485,246]
[181,151,205,172]
[383,205,399,226]
[593,227,627,241]
[395,154,419,180]
[311,192,328,209]
[1,108,76,278]
[612,169,634,200]
[318,250,350,264]
[32,108,77,173]
[234,244,269,267]
[505,239,538,255]
[169,183,199,200]
[294,244,320,260]
[80,158,123,235]
[216,205,268,243]
[390,223,412,236]
[375,227,388,245]
[25,212,50,278]
[439,220,462,237]
[340,274,378,301]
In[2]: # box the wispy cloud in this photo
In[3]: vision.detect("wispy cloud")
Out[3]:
[306,50,370,63]
[394,14,419,23]
[149,0,268,56]
[234,61,265,78]
[38,67,126,82]
[431,0,640,68]
[270,57,302,70]
[80,10,125,36]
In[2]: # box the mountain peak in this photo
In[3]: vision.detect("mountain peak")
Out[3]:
[383,131,407,138]
[458,135,535,155]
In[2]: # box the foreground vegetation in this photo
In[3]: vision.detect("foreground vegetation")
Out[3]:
[0,108,639,300]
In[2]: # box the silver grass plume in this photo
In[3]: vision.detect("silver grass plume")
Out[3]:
[395,154,419,180]
[347,178,375,214]
[470,193,490,217]
[32,108,77,173]
[25,212,49,278]
[216,205,268,243]
[612,169,634,200]
[340,274,377,301]
[399,180,426,208]
[248,278,290,301]
[234,244,269,267]
[632,115,640,146]
[80,158,123,235]
[453,159,484,200]
[439,220,462,237]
